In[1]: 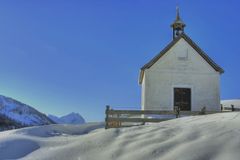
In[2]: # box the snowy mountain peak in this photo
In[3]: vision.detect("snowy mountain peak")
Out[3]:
[48,112,85,124]
[0,95,54,127]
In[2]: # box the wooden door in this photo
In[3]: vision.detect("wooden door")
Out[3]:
[174,88,191,111]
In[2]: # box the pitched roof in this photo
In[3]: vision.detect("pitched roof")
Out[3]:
[139,33,224,84]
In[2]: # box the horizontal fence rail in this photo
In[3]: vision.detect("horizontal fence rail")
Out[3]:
[107,110,176,115]
[108,117,171,123]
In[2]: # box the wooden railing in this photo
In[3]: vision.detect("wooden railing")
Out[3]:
[221,104,240,111]
[105,105,222,129]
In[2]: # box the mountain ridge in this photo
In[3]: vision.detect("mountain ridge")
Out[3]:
[48,112,85,124]
[0,95,54,130]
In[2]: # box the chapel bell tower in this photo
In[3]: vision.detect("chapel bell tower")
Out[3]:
[171,6,186,39]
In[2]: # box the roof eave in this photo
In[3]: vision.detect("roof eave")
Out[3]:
[138,70,144,85]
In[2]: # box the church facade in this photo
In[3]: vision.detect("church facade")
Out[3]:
[139,9,224,111]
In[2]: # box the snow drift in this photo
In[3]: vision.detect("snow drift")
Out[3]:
[1,112,240,160]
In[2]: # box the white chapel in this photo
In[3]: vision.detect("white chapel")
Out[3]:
[139,8,224,111]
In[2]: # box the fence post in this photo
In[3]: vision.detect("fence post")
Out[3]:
[231,105,235,111]
[174,106,180,118]
[105,105,110,129]
[178,107,180,118]
[200,106,206,115]
[117,113,121,128]
[221,104,223,112]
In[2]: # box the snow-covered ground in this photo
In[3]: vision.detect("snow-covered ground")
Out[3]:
[1,112,240,160]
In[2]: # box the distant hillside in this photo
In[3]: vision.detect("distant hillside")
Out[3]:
[0,95,54,130]
[0,113,24,131]
[48,112,85,124]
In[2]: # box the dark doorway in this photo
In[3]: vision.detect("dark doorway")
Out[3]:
[174,88,191,111]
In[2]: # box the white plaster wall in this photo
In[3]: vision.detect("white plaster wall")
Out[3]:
[141,75,146,110]
[141,38,221,111]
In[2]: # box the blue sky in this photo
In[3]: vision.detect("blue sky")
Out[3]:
[0,1,239,122]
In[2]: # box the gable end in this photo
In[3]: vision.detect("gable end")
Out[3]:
[139,33,224,84]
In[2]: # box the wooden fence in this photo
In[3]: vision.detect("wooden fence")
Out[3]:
[105,105,239,129]
[105,105,230,129]
[221,104,240,111]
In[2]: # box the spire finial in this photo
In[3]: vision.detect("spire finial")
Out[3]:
[171,6,186,39]
[176,5,180,20]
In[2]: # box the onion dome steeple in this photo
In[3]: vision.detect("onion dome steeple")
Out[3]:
[171,6,186,39]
